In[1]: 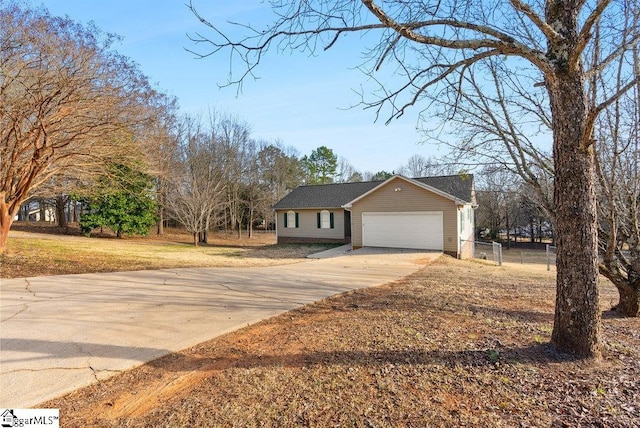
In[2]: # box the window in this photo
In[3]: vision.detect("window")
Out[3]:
[317,210,334,229]
[285,210,298,228]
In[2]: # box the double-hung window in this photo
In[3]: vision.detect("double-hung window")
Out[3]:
[284,210,298,228]
[317,210,334,229]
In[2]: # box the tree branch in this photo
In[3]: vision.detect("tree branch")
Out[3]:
[509,0,561,44]
[570,0,613,68]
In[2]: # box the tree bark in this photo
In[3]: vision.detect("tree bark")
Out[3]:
[548,72,601,358]
[248,206,254,239]
[617,283,640,317]
[542,0,602,359]
[0,207,11,253]
[18,204,27,221]
[39,198,47,222]
[0,192,19,254]
[55,195,68,229]
[157,211,164,235]
[600,259,640,317]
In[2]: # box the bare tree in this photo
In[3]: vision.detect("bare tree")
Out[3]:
[137,93,180,236]
[187,0,639,357]
[166,112,253,245]
[0,4,168,252]
[596,44,640,316]
[428,6,639,316]
[335,157,360,183]
[426,57,556,217]
[475,167,522,243]
[400,154,430,178]
[223,123,255,239]
[398,154,450,178]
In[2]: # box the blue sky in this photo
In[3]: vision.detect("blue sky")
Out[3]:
[40,0,447,173]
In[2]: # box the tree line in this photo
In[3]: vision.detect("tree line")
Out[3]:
[2,2,457,249]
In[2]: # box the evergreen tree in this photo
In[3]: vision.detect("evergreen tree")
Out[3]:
[77,165,158,237]
[303,146,338,185]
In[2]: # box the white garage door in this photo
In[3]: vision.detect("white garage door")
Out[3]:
[362,211,443,250]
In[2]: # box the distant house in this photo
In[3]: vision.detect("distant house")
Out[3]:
[13,200,55,222]
[273,174,476,258]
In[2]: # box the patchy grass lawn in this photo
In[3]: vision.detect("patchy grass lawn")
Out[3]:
[43,257,639,427]
[1,222,338,278]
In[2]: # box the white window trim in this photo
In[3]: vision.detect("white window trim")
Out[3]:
[320,210,331,229]
[286,210,296,228]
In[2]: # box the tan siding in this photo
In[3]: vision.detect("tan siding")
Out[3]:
[276,209,345,240]
[350,177,459,255]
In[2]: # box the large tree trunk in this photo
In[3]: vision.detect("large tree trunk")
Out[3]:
[39,198,47,222]
[548,73,601,358]
[545,1,601,359]
[55,195,68,229]
[157,211,164,235]
[0,193,20,254]
[0,208,11,254]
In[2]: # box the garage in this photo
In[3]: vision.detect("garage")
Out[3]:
[362,211,444,250]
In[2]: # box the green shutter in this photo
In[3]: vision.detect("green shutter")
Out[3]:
[317,212,321,228]
[295,212,299,228]
[330,212,334,229]
[283,212,288,228]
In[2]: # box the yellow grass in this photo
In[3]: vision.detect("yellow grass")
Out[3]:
[1,225,337,278]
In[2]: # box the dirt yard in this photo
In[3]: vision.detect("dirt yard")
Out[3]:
[41,257,639,427]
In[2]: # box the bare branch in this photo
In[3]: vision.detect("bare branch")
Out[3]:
[509,0,561,44]
[361,0,551,73]
[570,0,613,67]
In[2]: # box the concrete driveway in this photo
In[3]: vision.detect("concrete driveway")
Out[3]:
[0,248,439,408]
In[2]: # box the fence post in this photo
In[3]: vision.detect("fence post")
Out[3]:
[546,244,550,271]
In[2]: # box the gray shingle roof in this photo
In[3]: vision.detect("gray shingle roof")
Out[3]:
[413,174,474,203]
[273,180,381,209]
[273,174,474,210]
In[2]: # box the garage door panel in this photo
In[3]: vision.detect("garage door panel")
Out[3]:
[362,212,443,250]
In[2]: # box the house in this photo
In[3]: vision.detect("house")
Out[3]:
[273,174,476,258]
